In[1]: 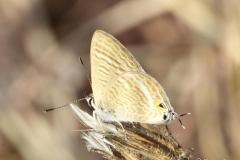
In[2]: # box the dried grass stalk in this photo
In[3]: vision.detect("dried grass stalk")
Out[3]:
[71,104,191,160]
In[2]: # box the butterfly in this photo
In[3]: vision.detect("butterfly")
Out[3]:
[45,30,189,128]
[87,30,189,127]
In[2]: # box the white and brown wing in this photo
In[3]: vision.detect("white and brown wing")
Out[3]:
[102,72,165,123]
[90,30,145,104]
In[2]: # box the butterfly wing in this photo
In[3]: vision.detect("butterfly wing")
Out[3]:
[102,72,167,123]
[90,30,145,104]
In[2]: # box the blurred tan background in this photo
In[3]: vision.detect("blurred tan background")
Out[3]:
[0,0,240,159]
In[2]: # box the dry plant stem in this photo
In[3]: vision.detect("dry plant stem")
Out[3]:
[105,123,189,160]
[71,105,190,160]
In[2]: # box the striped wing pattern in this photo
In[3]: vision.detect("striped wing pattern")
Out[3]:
[103,72,165,123]
[90,30,145,105]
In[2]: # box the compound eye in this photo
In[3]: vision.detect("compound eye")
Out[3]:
[163,114,167,120]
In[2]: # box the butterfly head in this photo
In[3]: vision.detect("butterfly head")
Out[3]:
[155,100,178,124]
[155,98,190,129]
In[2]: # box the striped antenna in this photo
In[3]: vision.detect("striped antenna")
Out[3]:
[178,113,191,129]
[44,97,85,112]
[79,57,92,88]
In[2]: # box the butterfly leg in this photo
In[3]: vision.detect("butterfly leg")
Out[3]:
[166,125,170,132]
[72,128,95,133]
[93,110,104,128]
[130,122,136,128]
[72,128,115,138]
[93,110,118,136]
[115,121,125,132]
[111,121,128,139]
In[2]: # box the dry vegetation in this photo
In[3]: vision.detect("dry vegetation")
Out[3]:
[0,0,240,160]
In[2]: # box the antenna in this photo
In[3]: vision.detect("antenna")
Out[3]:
[178,112,191,129]
[79,57,92,88]
[44,97,85,112]
[44,57,92,113]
